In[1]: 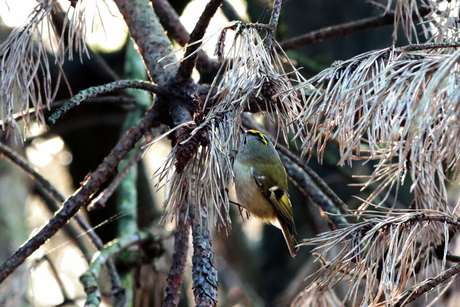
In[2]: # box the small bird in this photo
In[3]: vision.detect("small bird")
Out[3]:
[233,129,298,257]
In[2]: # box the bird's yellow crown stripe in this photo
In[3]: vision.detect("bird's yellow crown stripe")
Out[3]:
[247,130,268,147]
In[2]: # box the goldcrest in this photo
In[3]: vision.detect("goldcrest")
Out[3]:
[233,129,298,257]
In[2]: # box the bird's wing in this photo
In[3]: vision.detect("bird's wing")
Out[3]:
[251,166,297,234]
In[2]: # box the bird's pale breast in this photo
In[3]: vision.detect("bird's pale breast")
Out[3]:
[233,159,278,224]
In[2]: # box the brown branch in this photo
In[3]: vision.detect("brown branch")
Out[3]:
[394,261,460,306]
[279,7,431,51]
[446,252,460,262]
[0,141,125,297]
[190,204,218,307]
[48,80,166,125]
[0,143,96,250]
[0,103,160,284]
[151,0,190,46]
[264,0,283,50]
[37,255,75,305]
[150,0,221,84]
[88,146,146,211]
[114,0,178,84]
[0,141,126,299]
[80,231,156,307]
[397,42,460,52]
[0,96,135,127]
[408,214,460,228]
[176,0,224,81]
[163,203,191,307]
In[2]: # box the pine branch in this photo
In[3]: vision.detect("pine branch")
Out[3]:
[302,211,460,306]
[150,0,220,83]
[114,0,178,84]
[394,261,460,306]
[264,0,283,50]
[88,146,145,211]
[279,7,431,51]
[190,205,218,306]
[0,104,160,284]
[48,80,166,125]
[0,96,136,127]
[176,0,224,81]
[163,203,191,307]
[80,231,156,307]
[0,141,125,297]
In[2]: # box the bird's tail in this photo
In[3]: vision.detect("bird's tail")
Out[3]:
[280,221,298,257]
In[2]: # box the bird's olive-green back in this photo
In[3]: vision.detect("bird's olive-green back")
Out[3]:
[238,131,288,190]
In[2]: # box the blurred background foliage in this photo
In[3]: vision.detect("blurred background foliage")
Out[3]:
[0,0,453,306]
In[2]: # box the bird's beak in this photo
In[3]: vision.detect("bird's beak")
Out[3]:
[239,126,246,134]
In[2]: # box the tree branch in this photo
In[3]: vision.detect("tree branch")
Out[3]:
[394,261,460,306]
[80,231,156,307]
[38,255,76,305]
[190,204,218,307]
[151,0,221,84]
[397,42,460,52]
[48,80,166,125]
[176,0,224,81]
[0,96,136,127]
[0,142,66,204]
[114,0,178,84]
[0,141,125,297]
[163,203,191,307]
[279,7,431,51]
[264,0,283,50]
[88,146,145,211]
[0,103,160,284]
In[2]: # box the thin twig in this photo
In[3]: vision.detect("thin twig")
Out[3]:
[264,0,283,50]
[37,255,75,306]
[0,143,100,247]
[276,146,351,216]
[399,214,460,228]
[88,146,145,211]
[0,142,65,203]
[394,261,460,306]
[150,0,190,46]
[33,185,93,262]
[278,155,349,230]
[176,0,224,81]
[150,0,220,84]
[0,141,125,298]
[0,104,160,284]
[0,96,135,127]
[80,231,156,307]
[163,203,191,307]
[397,42,460,52]
[279,7,431,51]
[48,80,166,125]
